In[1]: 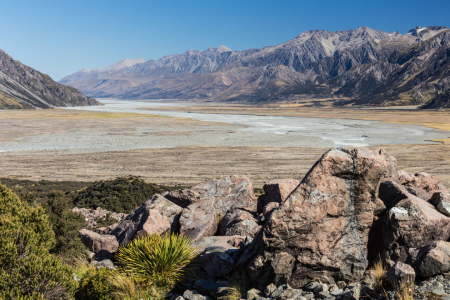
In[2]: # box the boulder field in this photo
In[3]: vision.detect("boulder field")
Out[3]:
[78,147,450,299]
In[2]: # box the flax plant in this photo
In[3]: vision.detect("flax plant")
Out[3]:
[115,233,198,287]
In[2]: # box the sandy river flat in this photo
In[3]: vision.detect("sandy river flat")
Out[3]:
[0,100,449,188]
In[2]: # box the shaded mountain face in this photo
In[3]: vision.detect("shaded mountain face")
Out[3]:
[321,28,450,108]
[60,26,449,108]
[0,49,100,109]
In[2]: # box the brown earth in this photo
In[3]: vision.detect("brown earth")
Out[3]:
[0,144,449,188]
[0,106,449,188]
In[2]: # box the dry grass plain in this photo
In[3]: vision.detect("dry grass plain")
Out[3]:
[0,105,449,188]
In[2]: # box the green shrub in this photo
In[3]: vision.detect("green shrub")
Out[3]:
[73,176,186,213]
[115,233,198,287]
[0,183,76,299]
[44,190,87,261]
[0,177,88,206]
[74,267,114,300]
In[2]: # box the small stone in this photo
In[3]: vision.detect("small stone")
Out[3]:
[247,288,262,300]
[279,288,303,300]
[432,286,446,296]
[387,262,415,290]
[317,291,333,299]
[301,292,314,300]
[329,284,338,292]
[270,284,289,298]
[330,289,343,296]
[304,282,319,291]
[443,272,450,280]
[91,259,115,269]
[182,290,211,300]
[336,281,346,289]
[264,283,277,296]
[313,284,329,293]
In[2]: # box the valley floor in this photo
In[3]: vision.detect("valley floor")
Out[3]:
[0,103,449,188]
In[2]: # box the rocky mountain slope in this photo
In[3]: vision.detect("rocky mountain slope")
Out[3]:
[0,48,100,109]
[60,26,450,108]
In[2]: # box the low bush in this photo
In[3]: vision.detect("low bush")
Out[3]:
[44,190,88,261]
[115,233,198,287]
[0,183,76,299]
[73,176,187,213]
[74,267,114,300]
[0,177,88,206]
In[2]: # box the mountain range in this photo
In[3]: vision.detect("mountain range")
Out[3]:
[0,49,99,109]
[60,26,450,108]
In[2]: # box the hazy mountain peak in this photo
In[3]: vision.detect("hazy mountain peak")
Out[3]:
[217,45,232,53]
[204,45,232,53]
[101,58,146,72]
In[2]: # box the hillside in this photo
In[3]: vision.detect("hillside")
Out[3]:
[60,26,450,107]
[0,48,100,109]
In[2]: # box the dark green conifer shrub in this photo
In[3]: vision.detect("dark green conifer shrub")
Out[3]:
[73,176,185,213]
[44,190,87,260]
[0,183,76,299]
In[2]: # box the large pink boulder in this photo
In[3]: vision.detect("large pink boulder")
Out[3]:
[257,179,299,213]
[174,176,257,240]
[387,170,445,201]
[164,189,202,208]
[111,194,183,246]
[179,197,218,241]
[409,240,450,277]
[237,148,392,288]
[374,180,450,264]
[166,175,257,214]
[79,229,119,254]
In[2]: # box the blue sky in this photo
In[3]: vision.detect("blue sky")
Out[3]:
[1,0,449,81]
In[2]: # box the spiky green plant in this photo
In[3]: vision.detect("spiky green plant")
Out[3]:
[115,233,198,287]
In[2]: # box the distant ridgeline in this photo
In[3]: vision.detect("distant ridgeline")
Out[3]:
[60,26,450,108]
[0,48,100,109]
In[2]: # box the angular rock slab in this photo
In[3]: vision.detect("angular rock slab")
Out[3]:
[388,170,444,201]
[179,197,218,241]
[257,179,300,213]
[193,235,245,253]
[166,175,257,215]
[111,194,183,246]
[377,183,450,263]
[79,229,119,254]
[387,262,415,289]
[409,241,450,277]
[429,190,450,216]
[198,246,235,278]
[237,148,391,288]
[219,209,261,237]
